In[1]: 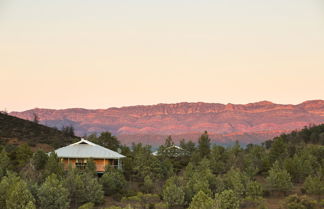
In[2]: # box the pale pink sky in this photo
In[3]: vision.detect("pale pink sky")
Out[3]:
[1,0,324,111]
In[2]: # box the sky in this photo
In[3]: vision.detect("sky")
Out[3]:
[1,0,324,111]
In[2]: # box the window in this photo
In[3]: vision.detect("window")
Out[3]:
[75,159,87,170]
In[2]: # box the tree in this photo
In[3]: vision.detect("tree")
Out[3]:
[85,158,97,176]
[269,137,288,164]
[246,180,263,200]
[224,168,248,198]
[143,175,154,193]
[15,144,33,170]
[198,131,211,158]
[0,172,35,209]
[282,194,316,209]
[162,177,185,208]
[32,112,39,124]
[101,167,127,196]
[188,191,213,209]
[266,161,293,194]
[0,172,21,209]
[81,174,104,204]
[304,175,324,199]
[284,153,315,183]
[6,179,36,209]
[92,132,120,151]
[38,174,70,209]
[64,169,84,208]
[215,189,240,209]
[0,150,10,178]
[32,150,48,171]
[44,152,64,178]
[78,203,94,209]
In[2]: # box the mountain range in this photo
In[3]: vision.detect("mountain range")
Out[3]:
[10,100,324,145]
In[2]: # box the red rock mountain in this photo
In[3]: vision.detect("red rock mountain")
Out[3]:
[10,100,324,145]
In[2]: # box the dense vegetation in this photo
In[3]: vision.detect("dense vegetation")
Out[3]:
[0,112,77,148]
[0,123,323,209]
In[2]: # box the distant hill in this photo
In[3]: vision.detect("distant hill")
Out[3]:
[0,112,78,149]
[10,100,324,145]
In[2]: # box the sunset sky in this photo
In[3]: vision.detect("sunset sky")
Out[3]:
[1,0,323,111]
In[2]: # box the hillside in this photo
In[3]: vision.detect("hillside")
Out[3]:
[0,112,78,148]
[10,100,324,145]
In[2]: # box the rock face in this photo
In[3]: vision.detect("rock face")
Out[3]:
[10,100,324,145]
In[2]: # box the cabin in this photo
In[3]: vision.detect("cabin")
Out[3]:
[54,138,125,173]
[152,145,187,157]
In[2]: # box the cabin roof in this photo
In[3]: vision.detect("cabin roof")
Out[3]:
[54,138,125,159]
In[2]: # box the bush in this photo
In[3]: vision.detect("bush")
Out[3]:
[282,194,316,209]
[215,189,240,209]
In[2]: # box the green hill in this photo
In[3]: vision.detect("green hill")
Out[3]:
[0,112,78,149]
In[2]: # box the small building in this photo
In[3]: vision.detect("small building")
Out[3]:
[152,145,187,157]
[54,138,125,173]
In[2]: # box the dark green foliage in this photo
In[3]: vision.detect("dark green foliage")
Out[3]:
[32,150,48,171]
[282,194,317,209]
[303,175,324,197]
[38,174,70,209]
[143,175,154,193]
[44,152,64,178]
[198,131,211,158]
[101,166,127,196]
[78,202,94,209]
[188,191,213,209]
[87,132,120,151]
[162,176,185,208]
[266,161,293,194]
[61,125,75,137]
[0,113,76,148]
[15,144,33,170]
[215,189,240,209]
[64,169,84,208]
[0,172,35,209]
[80,173,104,204]
[0,150,10,178]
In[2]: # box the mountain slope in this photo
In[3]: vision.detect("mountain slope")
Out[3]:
[0,113,78,148]
[10,100,324,145]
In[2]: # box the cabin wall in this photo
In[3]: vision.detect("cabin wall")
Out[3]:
[61,158,112,172]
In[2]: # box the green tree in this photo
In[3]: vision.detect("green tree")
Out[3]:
[32,150,48,171]
[0,172,21,209]
[143,175,154,193]
[44,152,64,178]
[198,131,211,159]
[266,161,293,194]
[101,167,127,196]
[0,172,35,209]
[0,150,10,178]
[162,176,185,208]
[81,174,104,204]
[85,158,97,176]
[215,189,240,209]
[246,180,263,200]
[6,179,36,209]
[38,174,70,209]
[304,175,324,199]
[93,132,120,151]
[15,144,33,169]
[64,169,84,208]
[284,153,315,183]
[269,137,288,164]
[282,194,316,209]
[78,203,94,209]
[188,191,213,209]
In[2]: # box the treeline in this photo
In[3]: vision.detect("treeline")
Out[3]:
[0,113,76,148]
[0,125,323,209]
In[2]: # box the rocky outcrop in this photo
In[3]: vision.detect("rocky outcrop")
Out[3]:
[10,100,324,145]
